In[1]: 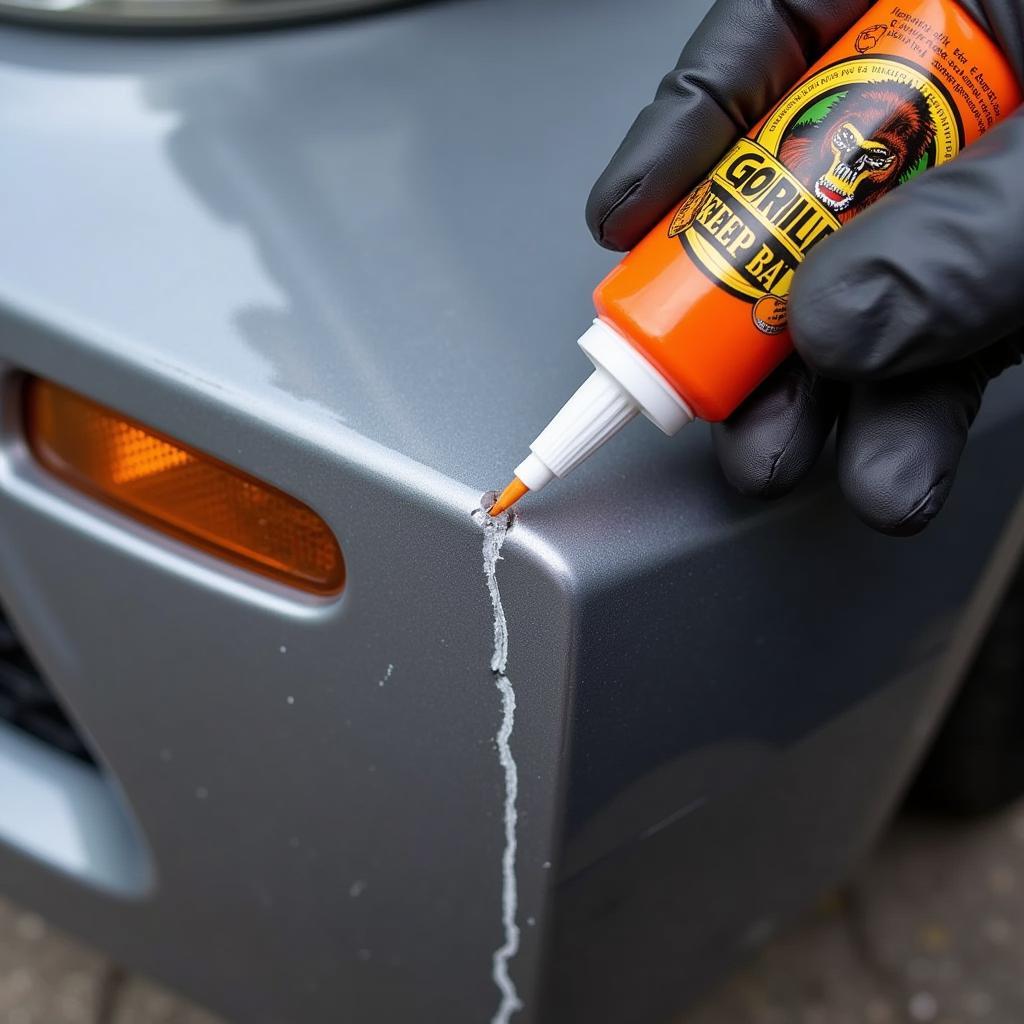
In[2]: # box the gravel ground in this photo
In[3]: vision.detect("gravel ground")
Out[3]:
[2,804,1024,1024]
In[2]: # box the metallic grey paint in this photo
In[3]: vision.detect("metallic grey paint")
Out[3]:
[0,0,421,31]
[0,1,1020,1022]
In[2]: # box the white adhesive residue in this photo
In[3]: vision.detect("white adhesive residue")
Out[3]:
[378,663,394,688]
[479,513,510,675]
[472,506,523,1024]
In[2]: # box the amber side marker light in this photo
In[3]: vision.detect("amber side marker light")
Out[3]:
[24,378,345,595]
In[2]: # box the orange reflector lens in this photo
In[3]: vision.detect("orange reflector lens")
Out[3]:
[24,378,345,595]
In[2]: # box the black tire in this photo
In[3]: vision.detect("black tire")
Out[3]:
[910,565,1024,816]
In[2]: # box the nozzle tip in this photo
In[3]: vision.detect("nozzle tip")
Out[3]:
[489,477,529,517]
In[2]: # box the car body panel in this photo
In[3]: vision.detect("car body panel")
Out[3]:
[0,2,1021,1022]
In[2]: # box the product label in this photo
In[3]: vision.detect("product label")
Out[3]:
[669,52,963,332]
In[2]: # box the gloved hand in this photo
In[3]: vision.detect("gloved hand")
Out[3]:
[586,0,1024,535]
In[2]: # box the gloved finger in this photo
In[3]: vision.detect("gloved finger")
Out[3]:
[791,111,1024,381]
[834,361,993,536]
[586,0,872,251]
[712,357,842,498]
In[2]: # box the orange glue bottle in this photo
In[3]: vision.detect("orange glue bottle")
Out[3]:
[490,0,1020,517]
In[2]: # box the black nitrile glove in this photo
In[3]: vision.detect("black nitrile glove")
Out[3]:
[586,0,1024,535]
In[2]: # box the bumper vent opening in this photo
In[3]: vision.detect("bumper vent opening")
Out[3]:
[0,606,95,766]
[0,606,154,896]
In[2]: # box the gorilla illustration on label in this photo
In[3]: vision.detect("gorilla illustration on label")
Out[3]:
[779,81,936,221]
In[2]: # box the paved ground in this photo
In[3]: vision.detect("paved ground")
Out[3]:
[687,806,1024,1024]
[0,900,222,1024]
[2,804,1024,1024]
